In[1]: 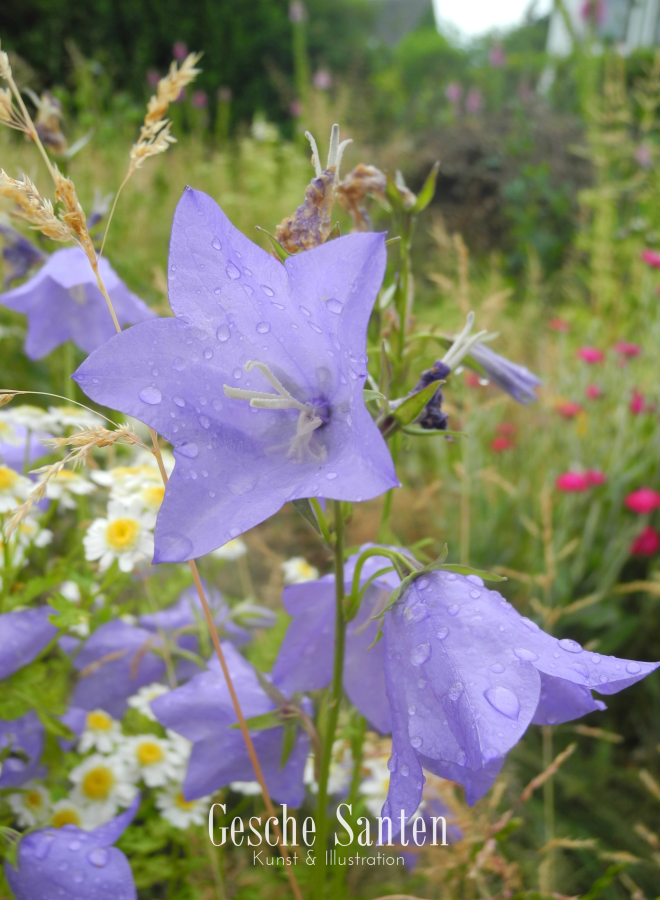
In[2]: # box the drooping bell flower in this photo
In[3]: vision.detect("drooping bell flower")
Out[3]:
[0,247,154,360]
[73,187,397,562]
[5,793,139,900]
[0,711,45,788]
[467,342,540,404]
[381,571,658,830]
[151,643,310,804]
[625,488,660,515]
[271,546,401,734]
[0,607,57,680]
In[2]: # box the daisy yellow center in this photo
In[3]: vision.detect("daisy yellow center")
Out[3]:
[86,711,113,731]
[0,467,18,491]
[142,486,165,507]
[81,766,115,800]
[0,423,13,437]
[26,790,44,809]
[54,469,77,482]
[136,741,164,766]
[53,808,81,828]
[105,517,140,551]
[175,792,196,810]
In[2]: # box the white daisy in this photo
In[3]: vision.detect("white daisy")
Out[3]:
[0,419,22,447]
[230,780,263,796]
[91,464,161,495]
[60,580,81,602]
[1,404,52,433]
[78,709,123,754]
[47,405,104,433]
[359,741,395,818]
[118,735,183,787]
[137,483,166,513]
[212,538,248,561]
[166,729,193,767]
[281,556,319,584]
[127,683,170,721]
[69,753,137,827]
[155,782,211,829]
[8,782,50,827]
[43,468,95,509]
[50,797,92,830]
[83,498,155,573]
[0,465,33,513]
[15,515,52,549]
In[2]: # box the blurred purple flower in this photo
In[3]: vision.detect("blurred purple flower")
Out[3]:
[0,247,154,361]
[382,571,659,828]
[72,620,166,718]
[272,546,401,734]
[581,0,606,25]
[468,342,540,404]
[146,69,160,88]
[444,82,462,105]
[152,643,310,803]
[0,711,45,788]
[290,100,303,117]
[172,41,188,61]
[313,69,333,90]
[58,705,88,751]
[289,0,307,22]
[73,188,397,562]
[635,144,652,168]
[0,223,46,289]
[0,423,50,472]
[5,794,139,900]
[488,45,506,68]
[465,89,483,115]
[0,607,57,681]
[192,90,208,109]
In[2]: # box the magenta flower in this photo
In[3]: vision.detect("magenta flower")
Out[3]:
[0,607,57,681]
[0,247,153,360]
[631,526,660,556]
[382,571,658,823]
[556,401,583,419]
[5,795,139,900]
[172,41,188,61]
[290,100,303,117]
[548,318,570,332]
[465,89,483,115]
[585,384,603,400]
[585,469,606,486]
[625,488,660,515]
[614,341,641,358]
[73,188,397,562]
[629,390,645,415]
[641,249,660,268]
[146,69,160,88]
[445,82,462,105]
[192,90,208,109]
[577,346,604,364]
[556,472,590,492]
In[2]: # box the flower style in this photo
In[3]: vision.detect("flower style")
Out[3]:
[73,187,397,562]
[5,794,139,900]
[381,571,658,828]
[151,642,310,804]
[78,709,123,754]
[467,343,540,404]
[0,464,33,512]
[43,467,95,509]
[119,735,184,787]
[271,546,400,734]
[155,781,211,828]
[0,711,45,788]
[8,781,50,827]
[631,526,660,556]
[577,346,604,364]
[0,246,154,360]
[127,683,170,721]
[83,498,156,573]
[625,488,660,515]
[0,607,57,680]
[282,556,319,584]
[69,754,138,827]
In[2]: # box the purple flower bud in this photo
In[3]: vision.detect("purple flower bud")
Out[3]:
[412,361,450,431]
[172,41,188,62]
[468,342,540,404]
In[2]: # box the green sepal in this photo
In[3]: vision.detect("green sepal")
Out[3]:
[280,720,298,769]
[291,498,322,537]
[0,826,21,868]
[363,389,386,403]
[411,161,440,213]
[436,564,507,582]
[255,226,291,261]
[385,172,406,212]
[230,711,282,732]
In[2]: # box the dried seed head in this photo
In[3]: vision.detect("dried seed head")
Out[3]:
[0,43,11,81]
[337,163,387,232]
[54,169,94,256]
[0,170,72,242]
[28,90,67,154]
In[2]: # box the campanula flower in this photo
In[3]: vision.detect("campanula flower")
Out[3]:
[0,711,45,788]
[625,488,660,515]
[381,571,658,828]
[631,526,660,556]
[0,222,46,288]
[0,246,154,360]
[73,187,397,562]
[5,794,139,900]
[151,643,310,804]
[0,607,57,680]
[468,342,540,404]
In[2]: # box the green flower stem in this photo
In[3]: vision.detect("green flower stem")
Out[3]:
[314,500,346,899]
[62,341,75,401]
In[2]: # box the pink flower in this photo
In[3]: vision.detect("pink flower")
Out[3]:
[585,469,607,486]
[556,401,583,419]
[146,69,160,88]
[625,488,660,515]
[580,0,606,24]
[629,390,645,415]
[549,318,570,332]
[635,144,652,169]
[217,87,232,103]
[614,341,641,358]
[445,82,462,104]
[556,472,590,492]
[496,422,517,436]
[489,45,506,68]
[631,526,660,556]
[172,41,188,62]
[465,89,483,115]
[585,384,603,400]
[577,346,604,364]
[490,436,514,452]
[289,0,306,22]
[192,91,208,109]
[641,249,660,268]
[313,70,332,90]
[464,371,483,388]
[290,100,304,117]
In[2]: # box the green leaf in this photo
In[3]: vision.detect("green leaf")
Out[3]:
[411,161,440,213]
[280,720,298,768]
[326,222,341,241]
[255,226,291,261]
[436,564,507,582]
[230,711,281,732]
[385,172,406,212]
[363,389,386,403]
[402,426,467,438]
[391,382,441,430]
[291,498,322,536]
[35,709,74,739]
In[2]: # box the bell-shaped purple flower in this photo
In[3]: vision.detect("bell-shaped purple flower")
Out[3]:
[468,342,540,404]
[382,571,658,830]
[151,642,309,805]
[272,547,399,734]
[0,223,47,289]
[0,247,154,360]
[0,607,57,681]
[0,423,51,472]
[0,711,45,788]
[72,188,397,562]
[72,620,166,718]
[5,793,139,900]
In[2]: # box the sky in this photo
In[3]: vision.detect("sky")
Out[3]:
[432,0,553,38]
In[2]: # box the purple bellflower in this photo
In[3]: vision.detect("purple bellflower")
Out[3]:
[72,188,397,562]
[272,546,400,734]
[468,342,540,404]
[0,424,51,472]
[5,793,139,900]
[382,571,659,830]
[0,711,45,788]
[0,607,57,680]
[411,361,450,431]
[0,223,47,289]
[151,642,310,804]
[0,246,154,360]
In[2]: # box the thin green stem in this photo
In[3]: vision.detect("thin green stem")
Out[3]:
[314,500,346,899]
[62,342,75,401]
[540,725,555,893]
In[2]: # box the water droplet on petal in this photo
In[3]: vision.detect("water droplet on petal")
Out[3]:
[571,663,590,678]
[172,357,186,371]
[514,648,539,662]
[626,662,642,674]
[483,748,500,762]
[408,705,416,716]
[151,367,159,376]
[558,638,582,654]
[72,872,84,884]
[233,368,242,380]
[261,285,274,297]
[68,840,82,852]
[173,396,185,407]
[599,674,609,683]
[484,686,520,719]
[490,663,505,674]
[87,848,109,868]
[400,764,410,777]
[418,678,426,688]
[469,590,481,599]
[216,325,230,342]
[326,472,338,480]
[466,575,484,586]
[212,238,222,250]
[410,736,422,749]
[405,601,429,623]
[32,833,56,860]
[228,473,257,495]
[309,322,323,334]
[591,654,601,663]
[204,348,213,359]
[436,627,449,640]
[448,604,460,617]
[418,578,429,589]
[138,386,162,405]
[256,322,271,334]
[410,642,431,666]
[212,399,223,411]
[299,305,311,316]
[446,573,457,581]
[387,755,397,772]
[521,617,540,632]
[177,442,199,459]
[327,298,343,314]
[230,527,240,537]
[199,416,211,429]
[226,262,241,279]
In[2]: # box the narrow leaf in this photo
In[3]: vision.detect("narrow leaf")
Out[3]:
[411,161,440,213]
[280,720,298,769]
[436,563,507,582]
[230,711,281,732]
[363,389,386,403]
[255,226,291,261]
[385,172,406,212]
[291,498,322,536]
[391,382,440,429]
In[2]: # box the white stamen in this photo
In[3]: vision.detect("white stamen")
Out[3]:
[442,312,489,371]
[305,124,352,180]
[305,131,323,178]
